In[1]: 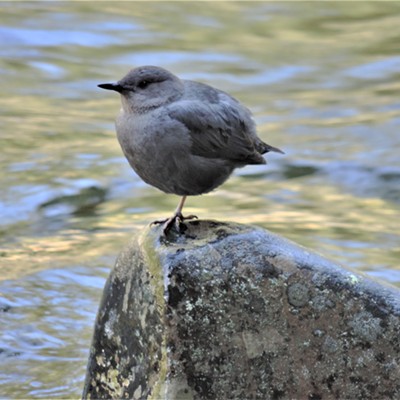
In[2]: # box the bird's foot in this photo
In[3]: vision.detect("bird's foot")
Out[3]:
[152,213,198,235]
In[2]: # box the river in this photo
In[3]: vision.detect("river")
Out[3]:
[1,2,399,398]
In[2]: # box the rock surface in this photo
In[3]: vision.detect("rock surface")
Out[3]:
[82,220,400,400]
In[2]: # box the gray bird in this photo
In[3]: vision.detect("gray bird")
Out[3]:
[98,66,283,234]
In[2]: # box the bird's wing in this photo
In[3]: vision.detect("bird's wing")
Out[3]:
[167,99,266,165]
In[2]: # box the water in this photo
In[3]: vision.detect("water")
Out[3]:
[1,2,400,398]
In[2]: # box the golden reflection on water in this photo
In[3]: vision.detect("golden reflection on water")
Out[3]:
[1,155,399,283]
[1,1,399,285]
[1,3,400,399]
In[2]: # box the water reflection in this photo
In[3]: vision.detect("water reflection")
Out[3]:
[0,266,109,399]
[1,1,400,398]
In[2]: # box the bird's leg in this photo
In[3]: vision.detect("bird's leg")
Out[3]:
[152,196,198,234]
[172,196,198,221]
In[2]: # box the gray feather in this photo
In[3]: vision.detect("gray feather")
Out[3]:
[167,82,267,165]
[101,66,284,197]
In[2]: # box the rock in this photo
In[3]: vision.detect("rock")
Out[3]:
[82,220,400,400]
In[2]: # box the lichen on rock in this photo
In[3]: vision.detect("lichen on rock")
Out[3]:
[83,220,400,400]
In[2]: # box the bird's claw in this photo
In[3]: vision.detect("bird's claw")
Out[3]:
[152,213,198,235]
[179,214,198,221]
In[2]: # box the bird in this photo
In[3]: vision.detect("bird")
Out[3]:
[98,66,284,234]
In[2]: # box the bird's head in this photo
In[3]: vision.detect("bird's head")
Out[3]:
[98,66,184,113]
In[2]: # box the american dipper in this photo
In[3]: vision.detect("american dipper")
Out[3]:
[98,66,283,234]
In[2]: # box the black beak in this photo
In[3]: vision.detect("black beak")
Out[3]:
[98,83,124,92]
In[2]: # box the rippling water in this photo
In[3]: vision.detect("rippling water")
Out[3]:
[1,2,400,398]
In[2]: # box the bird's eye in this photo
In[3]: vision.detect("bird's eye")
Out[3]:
[138,80,150,89]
